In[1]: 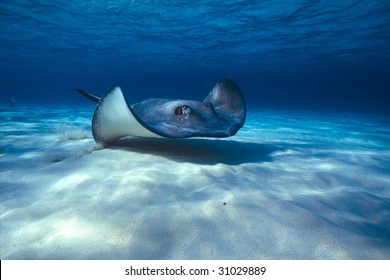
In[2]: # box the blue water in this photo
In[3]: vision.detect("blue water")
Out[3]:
[1,1,390,260]
[0,0,389,112]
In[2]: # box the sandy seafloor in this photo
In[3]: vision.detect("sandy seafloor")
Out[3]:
[0,106,389,259]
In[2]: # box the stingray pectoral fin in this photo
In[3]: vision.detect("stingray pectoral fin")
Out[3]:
[203,78,247,133]
[92,87,161,144]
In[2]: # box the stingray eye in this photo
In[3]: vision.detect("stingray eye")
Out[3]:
[174,106,183,115]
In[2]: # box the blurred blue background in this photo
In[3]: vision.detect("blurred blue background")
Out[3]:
[0,0,389,112]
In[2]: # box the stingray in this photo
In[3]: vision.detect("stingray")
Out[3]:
[75,78,246,144]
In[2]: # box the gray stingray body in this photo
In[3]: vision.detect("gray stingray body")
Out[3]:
[76,79,246,144]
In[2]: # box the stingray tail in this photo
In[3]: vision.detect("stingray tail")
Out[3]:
[74,89,101,103]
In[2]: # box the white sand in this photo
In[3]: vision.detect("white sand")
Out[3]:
[1,107,389,259]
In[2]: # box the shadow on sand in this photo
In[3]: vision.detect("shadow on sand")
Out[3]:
[108,138,282,165]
